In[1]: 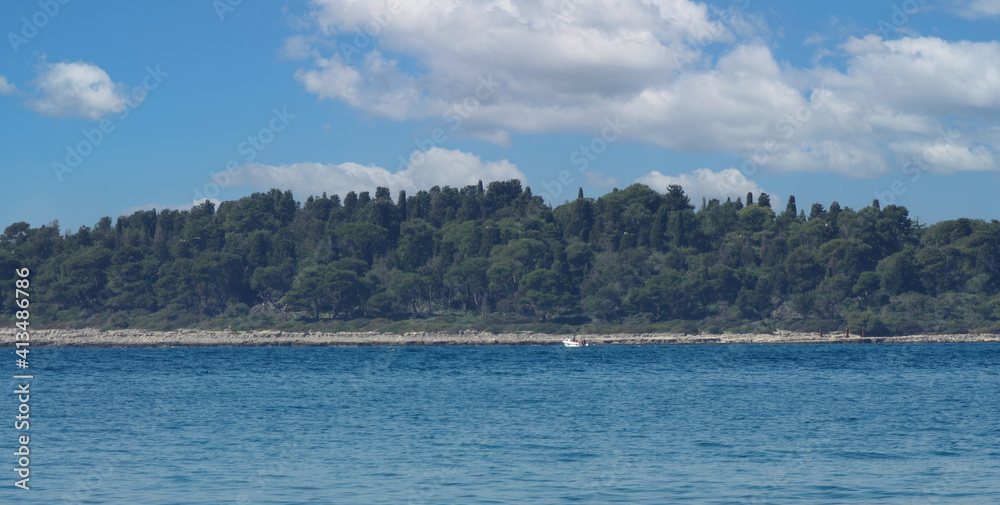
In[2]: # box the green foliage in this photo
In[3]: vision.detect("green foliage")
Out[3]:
[5,181,999,335]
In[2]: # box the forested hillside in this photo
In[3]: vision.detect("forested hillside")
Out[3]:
[2,181,999,335]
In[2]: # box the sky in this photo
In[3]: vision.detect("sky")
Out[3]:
[1,0,999,232]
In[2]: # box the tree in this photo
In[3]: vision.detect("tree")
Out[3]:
[2,222,31,245]
[852,271,882,310]
[396,219,435,270]
[663,185,694,212]
[669,209,697,247]
[343,191,358,217]
[283,266,329,320]
[390,271,429,315]
[783,196,797,218]
[626,270,690,320]
[828,201,842,222]
[326,267,365,317]
[737,205,774,234]
[41,246,112,312]
[818,239,875,280]
[397,190,408,222]
[485,179,523,215]
[7,180,1000,334]
[785,246,823,293]
[251,264,295,303]
[556,197,595,242]
[757,193,771,208]
[336,223,388,265]
[445,257,490,313]
[809,203,826,220]
[877,248,921,295]
[519,268,568,319]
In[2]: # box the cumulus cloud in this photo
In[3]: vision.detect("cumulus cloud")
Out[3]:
[295,51,422,121]
[232,147,525,198]
[955,0,1000,18]
[636,168,764,204]
[0,76,16,95]
[292,0,731,138]
[287,1,1000,177]
[30,61,129,120]
[889,139,997,173]
[825,37,1000,115]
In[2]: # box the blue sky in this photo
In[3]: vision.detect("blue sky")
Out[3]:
[1,0,999,232]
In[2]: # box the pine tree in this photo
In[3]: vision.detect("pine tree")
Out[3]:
[809,203,826,220]
[663,185,694,211]
[757,193,771,208]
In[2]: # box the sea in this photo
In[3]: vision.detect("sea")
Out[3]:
[3,343,999,504]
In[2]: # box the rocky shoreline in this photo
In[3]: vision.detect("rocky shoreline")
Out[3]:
[4,328,1000,347]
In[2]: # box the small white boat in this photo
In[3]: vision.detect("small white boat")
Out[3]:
[562,338,588,347]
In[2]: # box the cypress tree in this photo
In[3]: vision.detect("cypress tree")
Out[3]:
[397,190,407,222]
[784,195,797,217]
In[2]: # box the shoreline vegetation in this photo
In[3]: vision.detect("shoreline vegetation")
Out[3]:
[7,328,1000,347]
[3,181,999,336]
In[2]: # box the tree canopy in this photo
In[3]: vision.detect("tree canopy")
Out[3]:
[3,184,998,335]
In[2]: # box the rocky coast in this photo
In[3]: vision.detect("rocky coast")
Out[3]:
[5,328,1000,347]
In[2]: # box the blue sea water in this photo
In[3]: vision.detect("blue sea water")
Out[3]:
[2,343,999,504]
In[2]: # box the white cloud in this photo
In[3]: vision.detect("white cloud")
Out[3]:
[232,147,525,198]
[293,0,730,135]
[825,37,1000,115]
[288,1,1000,177]
[30,61,129,120]
[469,129,512,147]
[636,168,764,204]
[956,0,1000,18]
[0,76,16,95]
[585,171,619,188]
[889,139,997,173]
[280,34,318,60]
[840,35,888,55]
[295,51,422,121]
[804,34,824,46]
